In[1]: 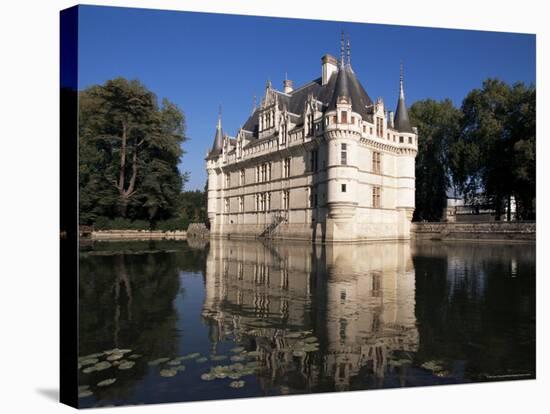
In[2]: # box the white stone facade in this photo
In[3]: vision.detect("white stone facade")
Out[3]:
[206,44,417,242]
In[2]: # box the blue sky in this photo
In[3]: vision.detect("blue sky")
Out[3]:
[78,5,535,190]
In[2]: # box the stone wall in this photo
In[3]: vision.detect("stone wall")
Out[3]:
[91,230,186,241]
[411,222,535,242]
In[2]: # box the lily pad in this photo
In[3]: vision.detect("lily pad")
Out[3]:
[304,337,318,343]
[421,360,445,372]
[128,354,142,360]
[181,352,201,360]
[97,378,116,387]
[160,368,178,377]
[78,390,93,398]
[82,366,96,374]
[106,353,124,361]
[286,332,302,339]
[210,355,227,361]
[79,358,99,366]
[292,350,306,357]
[230,355,246,362]
[93,361,112,371]
[175,365,186,372]
[247,351,261,357]
[78,385,90,392]
[229,380,245,388]
[118,360,135,370]
[201,373,215,381]
[148,358,170,366]
[196,357,208,363]
[230,347,245,354]
[167,359,182,366]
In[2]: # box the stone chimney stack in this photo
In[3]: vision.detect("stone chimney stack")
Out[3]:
[283,79,294,93]
[321,54,338,85]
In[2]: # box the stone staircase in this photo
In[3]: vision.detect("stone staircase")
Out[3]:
[258,213,286,239]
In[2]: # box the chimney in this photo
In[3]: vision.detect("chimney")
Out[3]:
[321,54,338,85]
[283,79,294,94]
[388,111,395,128]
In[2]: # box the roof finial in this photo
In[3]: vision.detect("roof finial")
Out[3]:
[253,94,257,111]
[340,31,345,67]
[346,35,351,66]
[217,104,222,128]
[399,61,405,99]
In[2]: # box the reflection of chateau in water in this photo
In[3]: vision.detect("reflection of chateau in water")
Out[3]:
[202,239,418,391]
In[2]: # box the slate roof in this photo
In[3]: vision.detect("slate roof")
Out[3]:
[394,92,413,133]
[241,64,374,137]
[208,119,223,157]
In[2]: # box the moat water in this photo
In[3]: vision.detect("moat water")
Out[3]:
[77,239,535,408]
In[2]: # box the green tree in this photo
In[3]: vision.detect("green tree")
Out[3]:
[79,78,187,224]
[409,99,462,221]
[452,79,535,220]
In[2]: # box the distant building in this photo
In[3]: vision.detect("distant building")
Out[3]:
[206,35,418,242]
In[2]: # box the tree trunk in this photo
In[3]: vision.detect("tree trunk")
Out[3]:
[117,122,139,217]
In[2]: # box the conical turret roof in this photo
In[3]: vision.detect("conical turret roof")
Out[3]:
[209,109,224,157]
[393,64,414,133]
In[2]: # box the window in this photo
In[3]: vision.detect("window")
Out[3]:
[282,190,290,210]
[225,173,230,187]
[332,115,337,124]
[268,162,272,181]
[266,192,271,211]
[256,165,260,182]
[238,196,244,213]
[341,143,347,165]
[341,183,347,192]
[239,169,245,186]
[376,117,384,137]
[306,114,314,136]
[309,186,318,208]
[341,111,348,123]
[408,136,413,144]
[283,158,291,178]
[372,186,381,208]
[372,151,381,174]
[309,150,318,172]
[399,136,404,143]
[351,116,355,124]
[224,198,229,213]
[363,125,366,133]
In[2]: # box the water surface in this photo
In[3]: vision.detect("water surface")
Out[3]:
[78,239,535,407]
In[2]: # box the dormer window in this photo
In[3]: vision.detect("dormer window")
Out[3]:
[341,111,348,123]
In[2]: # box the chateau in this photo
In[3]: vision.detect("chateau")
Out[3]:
[206,36,418,242]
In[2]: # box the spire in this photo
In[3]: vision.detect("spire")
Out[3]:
[346,36,351,66]
[399,61,404,99]
[340,31,345,68]
[393,62,413,133]
[210,105,224,156]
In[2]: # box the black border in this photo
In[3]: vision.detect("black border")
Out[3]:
[60,5,79,408]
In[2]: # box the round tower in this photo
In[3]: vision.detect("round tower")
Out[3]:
[324,35,361,241]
